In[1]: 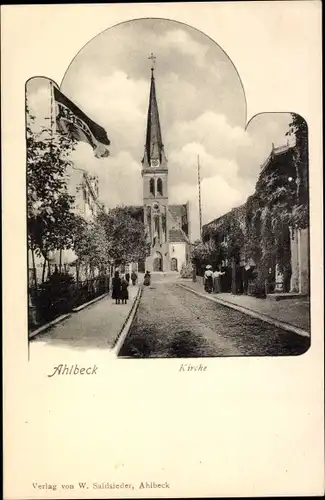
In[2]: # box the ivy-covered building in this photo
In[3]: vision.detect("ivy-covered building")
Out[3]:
[200,140,309,296]
[201,204,250,294]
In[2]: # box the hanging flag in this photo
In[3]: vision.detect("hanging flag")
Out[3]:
[52,85,110,158]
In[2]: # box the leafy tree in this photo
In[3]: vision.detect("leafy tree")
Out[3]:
[27,110,79,282]
[194,209,245,276]
[191,239,222,275]
[216,211,245,264]
[98,207,149,267]
[73,218,111,278]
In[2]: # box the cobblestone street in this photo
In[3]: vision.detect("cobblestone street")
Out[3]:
[120,275,310,357]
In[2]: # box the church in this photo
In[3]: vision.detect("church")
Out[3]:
[135,62,191,273]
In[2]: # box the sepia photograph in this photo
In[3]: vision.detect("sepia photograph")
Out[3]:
[3,3,323,499]
[27,18,310,358]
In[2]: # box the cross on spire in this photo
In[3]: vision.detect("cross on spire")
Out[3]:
[148,52,156,73]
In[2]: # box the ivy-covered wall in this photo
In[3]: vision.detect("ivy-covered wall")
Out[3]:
[193,113,309,295]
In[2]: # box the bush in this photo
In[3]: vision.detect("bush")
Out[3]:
[29,272,110,331]
[35,271,76,322]
[180,263,194,279]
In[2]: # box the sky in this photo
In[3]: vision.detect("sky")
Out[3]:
[26,18,293,241]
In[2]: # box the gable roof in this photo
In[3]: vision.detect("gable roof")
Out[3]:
[260,143,294,175]
[168,204,190,243]
[168,204,187,219]
[203,203,246,233]
[169,229,188,243]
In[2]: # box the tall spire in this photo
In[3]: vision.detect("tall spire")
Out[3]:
[143,54,166,166]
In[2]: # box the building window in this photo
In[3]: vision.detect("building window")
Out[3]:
[157,178,163,196]
[161,209,166,242]
[147,206,152,242]
[153,215,160,246]
[150,178,155,196]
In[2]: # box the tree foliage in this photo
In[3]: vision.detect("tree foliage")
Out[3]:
[195,210,245,271]
[97,207,149,266]
[191,240,219,269]
[73,218,111,275]
[285,113,309,228]
[193,114,309,290]
[215,211,245,263]
[27,110,79,259]
[244,115,308,284]
[27,107,149,279]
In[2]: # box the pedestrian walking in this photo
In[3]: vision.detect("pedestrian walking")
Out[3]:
[192,264,197,282]
[213,267,225,293]
[120,275,129,304]
[204,265,213,293]
[112,271,122,304]
[131,270,138,286]
[125,271,130,284]
[143,270,151,286]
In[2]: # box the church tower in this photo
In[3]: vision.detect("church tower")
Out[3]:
[142,57,169,272]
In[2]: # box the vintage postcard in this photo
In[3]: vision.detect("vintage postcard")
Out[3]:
[2,2,324,498]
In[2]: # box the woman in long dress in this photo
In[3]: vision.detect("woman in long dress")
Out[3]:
[112,271,122,304]
[120,275,129,304]
[143,271,151,286]
[131,270,137,286]
[204,265,214,292]
[213,267,225,293]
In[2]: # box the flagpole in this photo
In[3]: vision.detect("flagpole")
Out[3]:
[48,81,55,279]
[49,81,55,140]
[197,154,202,240]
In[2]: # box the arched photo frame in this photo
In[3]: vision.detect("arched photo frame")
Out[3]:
[26,17,310,358]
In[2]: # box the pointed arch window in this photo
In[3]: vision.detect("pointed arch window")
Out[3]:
[153,214,160,246]
[150,178,155,196]
[157,178,163,196]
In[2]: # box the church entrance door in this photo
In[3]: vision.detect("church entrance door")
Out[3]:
[138,260,145,273]
[153,252,163,272]
[171,258,178,271]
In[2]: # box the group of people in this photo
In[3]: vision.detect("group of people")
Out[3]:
[203,264,225,294]
[111,270,138,305]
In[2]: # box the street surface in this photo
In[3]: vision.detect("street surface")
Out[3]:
[120,274,310,357]
[30,286,139,360]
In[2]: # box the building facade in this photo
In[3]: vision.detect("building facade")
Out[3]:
[201,143,309,296]
[28,171,104,286]
[74,173,102,222]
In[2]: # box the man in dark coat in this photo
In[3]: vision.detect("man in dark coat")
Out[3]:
[131,271,137,285]
[120,275,129,304]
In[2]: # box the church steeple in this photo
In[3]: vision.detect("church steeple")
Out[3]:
[142,57,167,169]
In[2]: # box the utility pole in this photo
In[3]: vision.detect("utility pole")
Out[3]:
[197,154,202,240]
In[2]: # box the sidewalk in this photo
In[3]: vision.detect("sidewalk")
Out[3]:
[178,279,310,333]
[30,285,140,355]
